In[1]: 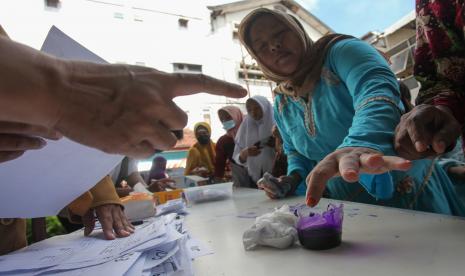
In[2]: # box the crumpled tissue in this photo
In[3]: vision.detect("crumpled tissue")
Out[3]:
[242,205,298,250]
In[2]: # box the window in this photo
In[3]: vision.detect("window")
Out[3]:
[238,62,266,81]
[203,109,211,126]
[45,0,60,8]
[390,45,415,75]
[407,35,416,46]
[114,12,124,19]
[178,18,189,29]
[232,22,240,40]
[173,63,202,74]
[402,76,419,90]
[386,41,408,57]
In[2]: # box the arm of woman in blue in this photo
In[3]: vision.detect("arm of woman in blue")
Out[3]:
[306,39,411,206]
[273,102,315,197]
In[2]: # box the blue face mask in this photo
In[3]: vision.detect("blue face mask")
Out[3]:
[222,120,236,130]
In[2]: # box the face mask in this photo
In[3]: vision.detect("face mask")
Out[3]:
[197,135,210,145]
[222,120,236,130]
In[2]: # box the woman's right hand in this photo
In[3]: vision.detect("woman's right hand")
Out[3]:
[239,146,261,163]
[448,166,465,182]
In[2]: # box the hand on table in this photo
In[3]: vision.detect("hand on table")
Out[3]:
[0,121,61,162]
[82,204,134,240]
[305,147,411,207]
[448,165,465,182]
[394,104,461,159]
[148,178,176,192]
[257,173,301,199]
[53,62,247,158]
[191,167,210,178]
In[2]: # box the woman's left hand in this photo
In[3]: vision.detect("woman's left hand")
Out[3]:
[82,204,135,240]
[266,136,275,148]
[148,178,176,192]
[305,147,411,207]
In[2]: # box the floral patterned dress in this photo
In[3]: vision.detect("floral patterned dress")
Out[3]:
[415,0,465,128]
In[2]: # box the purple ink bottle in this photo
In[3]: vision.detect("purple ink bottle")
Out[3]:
[297,204,343,250]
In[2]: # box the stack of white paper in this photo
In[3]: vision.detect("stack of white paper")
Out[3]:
[0,211,213,275]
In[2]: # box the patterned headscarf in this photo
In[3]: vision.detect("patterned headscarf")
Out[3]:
[238,8,351,97]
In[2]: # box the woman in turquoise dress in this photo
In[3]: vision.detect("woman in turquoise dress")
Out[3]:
[238,8,465,216]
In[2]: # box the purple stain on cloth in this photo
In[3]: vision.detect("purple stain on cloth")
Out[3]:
[296,203,344,250]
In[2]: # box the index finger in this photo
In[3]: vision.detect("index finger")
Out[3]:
[431,121,460,154]
[169,73,247,98]
[306,159,338,207]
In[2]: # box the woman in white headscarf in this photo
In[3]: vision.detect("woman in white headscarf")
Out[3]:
[233,95,276,184]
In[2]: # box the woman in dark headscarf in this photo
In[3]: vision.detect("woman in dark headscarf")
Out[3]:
[147,156,175,192]
[184,122,216,178]
[148,156,168,181]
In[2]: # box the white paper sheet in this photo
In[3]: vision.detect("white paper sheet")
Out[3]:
[123,252,146,276]
[0,26,122,218]
[142,241,179,271]
[145,236,194,276]
[186,236,214,260]
[40,251,142,276]
[0,219,166,273]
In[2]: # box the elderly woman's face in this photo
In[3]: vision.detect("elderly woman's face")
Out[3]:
[248,14,304,76]
[246,99,263,121]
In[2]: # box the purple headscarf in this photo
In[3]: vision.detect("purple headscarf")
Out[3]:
[148,156,168,181]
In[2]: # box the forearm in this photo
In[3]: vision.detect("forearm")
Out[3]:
[287,152,313,182]
[338,101,400,155]
[0,36,65,127]
[287,171,302,195]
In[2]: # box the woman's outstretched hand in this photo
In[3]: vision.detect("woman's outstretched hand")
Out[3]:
[305,147,411,207]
